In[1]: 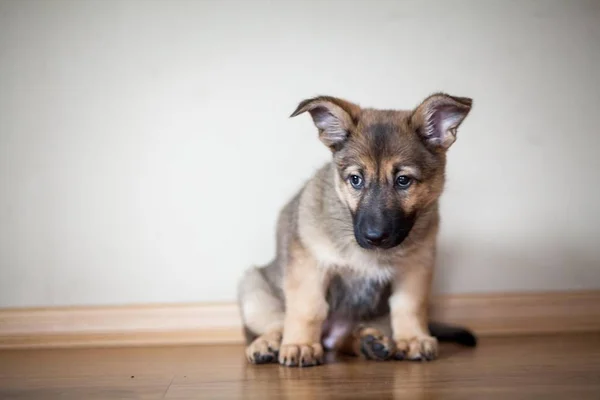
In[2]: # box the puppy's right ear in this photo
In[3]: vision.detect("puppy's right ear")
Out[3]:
[290,96,360,151]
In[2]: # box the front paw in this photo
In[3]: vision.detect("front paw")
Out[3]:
[245,331,282,365]
[394,335,438,361]
[278,343,324,367]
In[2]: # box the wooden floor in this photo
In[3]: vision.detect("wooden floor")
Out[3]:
[0,333,599,399]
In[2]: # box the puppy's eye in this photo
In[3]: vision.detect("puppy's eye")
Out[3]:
[396,175,412,189]
[349,174,364,189]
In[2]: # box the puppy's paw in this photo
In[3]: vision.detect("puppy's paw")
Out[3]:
[394,335,438,361]
[245,331,282,365]
[358,328,395,361]
[278,343,323,367]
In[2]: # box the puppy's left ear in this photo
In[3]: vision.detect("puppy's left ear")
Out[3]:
[411,93,473,150]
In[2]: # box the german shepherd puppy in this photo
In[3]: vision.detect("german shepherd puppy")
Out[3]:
[238,93,476,367]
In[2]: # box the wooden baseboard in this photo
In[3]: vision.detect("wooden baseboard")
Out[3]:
[1,290,599,349]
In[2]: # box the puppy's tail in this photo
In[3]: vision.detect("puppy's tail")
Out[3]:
[428,321,477,347]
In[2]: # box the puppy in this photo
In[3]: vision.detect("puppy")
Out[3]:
[238,93,476,367]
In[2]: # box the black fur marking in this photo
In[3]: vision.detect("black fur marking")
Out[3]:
[326,274,391,321]
[367,123,395,163]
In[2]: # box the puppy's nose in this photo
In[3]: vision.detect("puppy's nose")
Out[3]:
[364,227,389,246]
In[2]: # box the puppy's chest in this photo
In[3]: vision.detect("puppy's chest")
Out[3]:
[303,225,398,320]
[325,272,392,321]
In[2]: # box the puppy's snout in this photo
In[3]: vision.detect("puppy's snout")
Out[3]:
[354,207,415,250]
[356,216,393,249]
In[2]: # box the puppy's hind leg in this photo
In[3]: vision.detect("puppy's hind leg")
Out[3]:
[238,263,285,364]
[336,317,395,361]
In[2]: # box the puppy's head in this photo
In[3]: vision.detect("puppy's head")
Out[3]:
[291,93,472,250]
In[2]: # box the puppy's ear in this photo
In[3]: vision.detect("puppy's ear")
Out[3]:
[411,93,473,150]
[290,96,360,151]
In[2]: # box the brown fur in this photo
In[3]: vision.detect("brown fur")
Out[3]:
[238,93,475,367]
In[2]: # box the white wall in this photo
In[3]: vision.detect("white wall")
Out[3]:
[1,0,599,307]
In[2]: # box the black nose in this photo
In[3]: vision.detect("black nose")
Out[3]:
[363,227,389,246]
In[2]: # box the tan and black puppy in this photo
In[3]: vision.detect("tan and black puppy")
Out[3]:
[238,93,475,367]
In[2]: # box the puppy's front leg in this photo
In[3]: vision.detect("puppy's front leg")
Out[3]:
[390,251,437,361]
[279,243,329,367]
